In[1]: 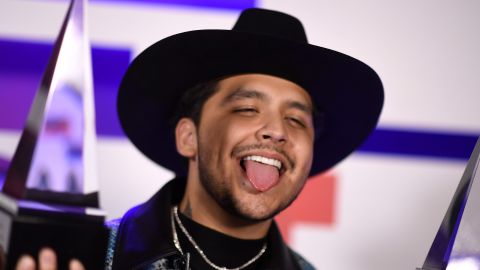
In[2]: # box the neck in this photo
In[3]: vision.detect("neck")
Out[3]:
[180,173,271,240]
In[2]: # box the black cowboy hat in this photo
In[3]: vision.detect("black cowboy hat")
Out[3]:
[117,8,384,176]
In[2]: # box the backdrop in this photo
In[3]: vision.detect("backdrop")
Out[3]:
[0,0,479,269]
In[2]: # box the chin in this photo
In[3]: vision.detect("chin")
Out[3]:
[198,151,305,223]
[226,193,296,222]
[229,206,278,222]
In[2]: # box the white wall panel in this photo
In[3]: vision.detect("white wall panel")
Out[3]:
[292,154,466,269]
[0,0,479,269]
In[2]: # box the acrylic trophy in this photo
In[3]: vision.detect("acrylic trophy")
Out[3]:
[417,137,480,270]
[0,0,108,269]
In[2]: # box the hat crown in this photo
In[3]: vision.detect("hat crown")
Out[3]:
[232,8,308,43]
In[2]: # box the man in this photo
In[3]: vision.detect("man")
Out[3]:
[16,7,383,270]
[108,7,383,270]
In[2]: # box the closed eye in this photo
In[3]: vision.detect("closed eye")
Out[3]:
[233,107,258,114]
[286,116,306,128]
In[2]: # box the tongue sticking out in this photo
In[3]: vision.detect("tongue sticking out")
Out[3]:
[244,160,280,192]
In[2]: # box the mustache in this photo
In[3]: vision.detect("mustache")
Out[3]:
[232,144,295,169]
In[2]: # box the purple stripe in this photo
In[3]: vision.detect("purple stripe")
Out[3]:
[359,128,479,160]
[0,38,130,137]
[105,0,256,10]
[90,47,132,136]
[0,38,478,161]
[50,0,256,10]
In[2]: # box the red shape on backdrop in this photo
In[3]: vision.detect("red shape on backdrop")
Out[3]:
[275,172,336,243]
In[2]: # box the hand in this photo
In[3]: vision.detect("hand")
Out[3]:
[15,247,85,270]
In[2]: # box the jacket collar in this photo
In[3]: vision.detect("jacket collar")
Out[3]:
[111,178,185,269]
[111,178,301,270]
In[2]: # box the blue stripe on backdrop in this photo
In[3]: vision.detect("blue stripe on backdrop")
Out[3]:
[0,38,478,160]
[55,0,256,10]
[0,38,131,136]
[359,129,478,161]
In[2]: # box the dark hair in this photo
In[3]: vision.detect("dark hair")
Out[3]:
[171,79,220,127]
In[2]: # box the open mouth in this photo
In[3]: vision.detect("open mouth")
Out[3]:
[239,155,285,192]
[242,155,282,170]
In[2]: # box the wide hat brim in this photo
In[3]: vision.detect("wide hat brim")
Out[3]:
[118,13,384,177]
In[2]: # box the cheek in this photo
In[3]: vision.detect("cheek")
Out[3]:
[210,117,255,142]
[199,117,246,156]
[293,135,314,170]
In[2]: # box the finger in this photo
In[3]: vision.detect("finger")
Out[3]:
[69,259,85,270]
[38,247,57,270]
[15,255,35,270]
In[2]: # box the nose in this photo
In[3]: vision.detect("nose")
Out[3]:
[256,117,287,144]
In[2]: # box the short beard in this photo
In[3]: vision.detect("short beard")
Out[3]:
[197,141,304,222]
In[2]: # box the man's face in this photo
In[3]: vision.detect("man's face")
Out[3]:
[195,74,315,221]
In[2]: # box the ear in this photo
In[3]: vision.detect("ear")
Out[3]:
[175,118,198,159]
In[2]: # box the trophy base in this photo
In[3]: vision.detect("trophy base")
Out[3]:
[0,194,108,270]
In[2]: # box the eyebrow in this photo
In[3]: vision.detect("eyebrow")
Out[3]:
[221,88,267,105]
[287,100,313,114]
[221,87,313,114]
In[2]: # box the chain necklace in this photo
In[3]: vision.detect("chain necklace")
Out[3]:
[171,206,267,270]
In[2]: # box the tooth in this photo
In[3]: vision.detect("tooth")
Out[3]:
[242,155,282,170]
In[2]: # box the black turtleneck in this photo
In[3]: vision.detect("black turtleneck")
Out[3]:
[176,211,268,270]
